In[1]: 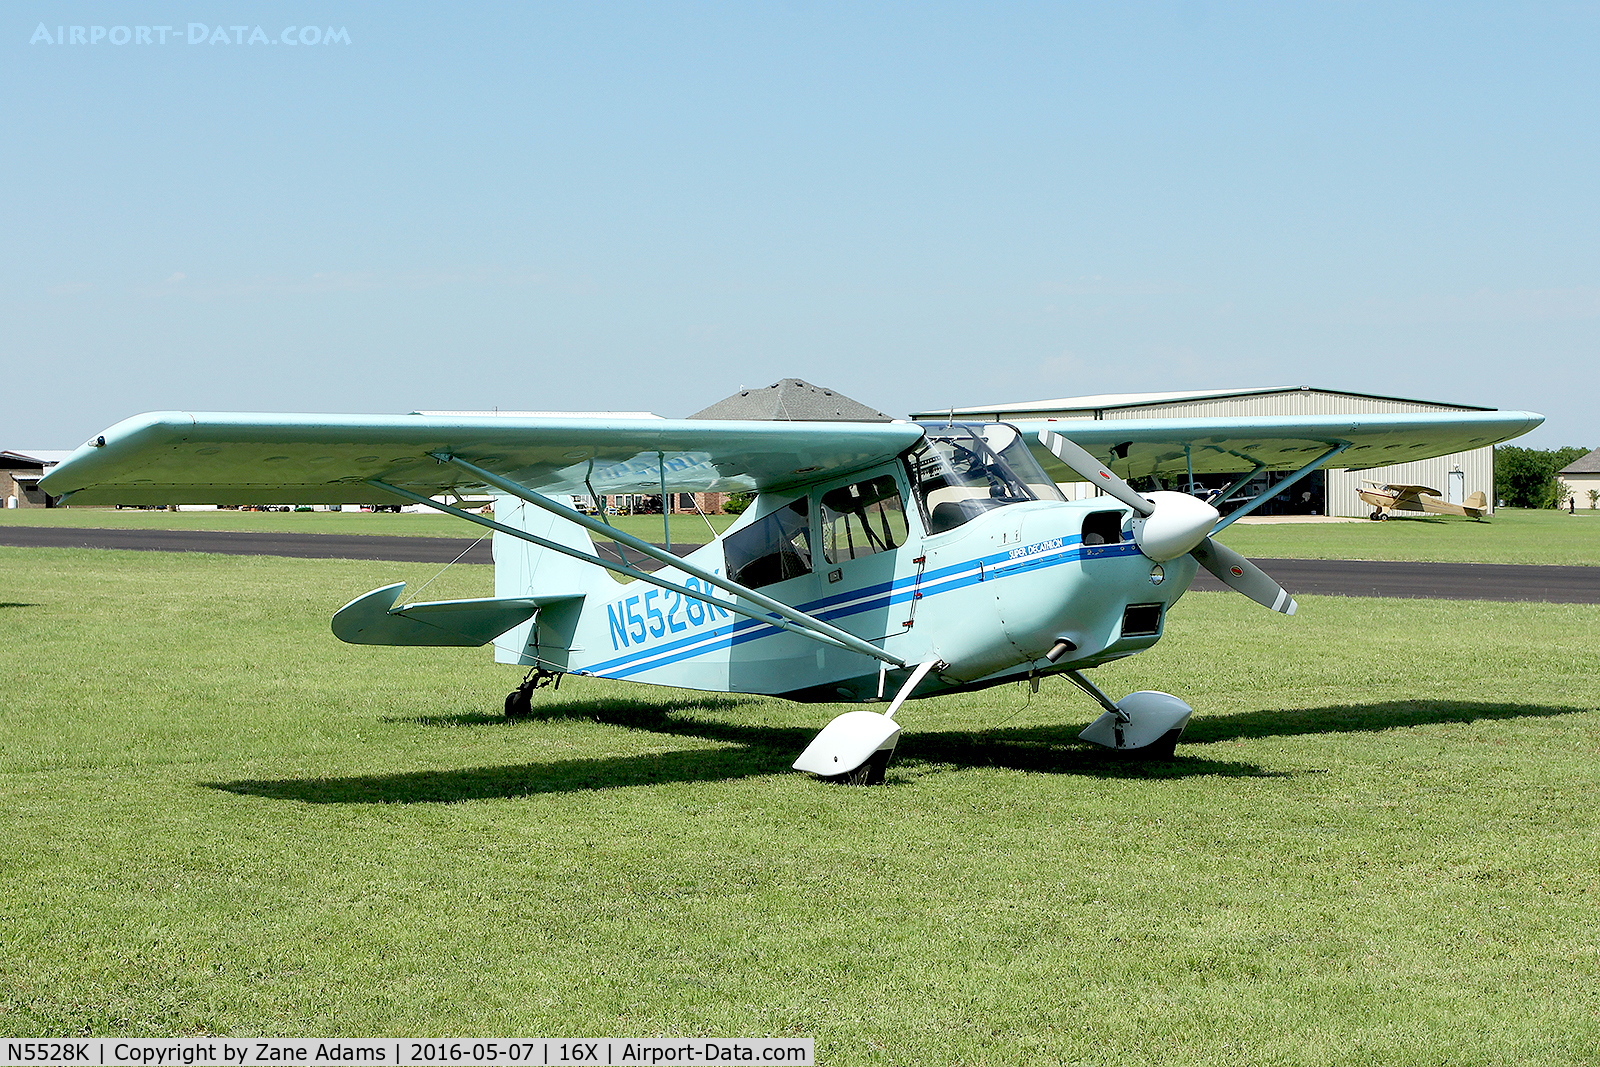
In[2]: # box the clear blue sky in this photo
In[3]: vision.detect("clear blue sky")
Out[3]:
[5,2,1595,448]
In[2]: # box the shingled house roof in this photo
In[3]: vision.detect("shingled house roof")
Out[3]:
[1558,448,1600,474]
[687,378,894,422]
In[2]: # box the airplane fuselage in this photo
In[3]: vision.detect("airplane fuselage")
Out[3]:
[495,483,1196,704]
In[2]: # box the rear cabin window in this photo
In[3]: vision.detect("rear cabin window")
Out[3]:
[821,476,908,564]
[723,498,813,589]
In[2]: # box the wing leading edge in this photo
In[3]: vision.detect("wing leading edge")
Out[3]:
[40,411,927,506]
[42,408,1543,506]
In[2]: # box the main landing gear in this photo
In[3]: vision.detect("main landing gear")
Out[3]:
[792,663,1192,786]
[1065,670,1192,759]
[792,660,941,786]
[504,667,562,719]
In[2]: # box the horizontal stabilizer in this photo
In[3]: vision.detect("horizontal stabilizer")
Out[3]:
[331,583,583,646]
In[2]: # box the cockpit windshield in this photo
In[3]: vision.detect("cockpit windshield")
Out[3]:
[909,423,1065,534]
[978,423,1068,503]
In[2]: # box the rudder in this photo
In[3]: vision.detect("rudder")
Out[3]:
[491,492,618,665]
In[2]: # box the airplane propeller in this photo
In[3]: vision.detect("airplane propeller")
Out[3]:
[1039,430,1297,615]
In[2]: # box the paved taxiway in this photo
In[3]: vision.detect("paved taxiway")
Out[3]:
[3,526,1596,604]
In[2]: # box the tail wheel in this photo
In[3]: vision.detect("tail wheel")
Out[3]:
[504,667,562,720]
[504,686,533,719]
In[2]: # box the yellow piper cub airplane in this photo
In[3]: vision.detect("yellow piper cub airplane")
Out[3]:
[40,404,1542,783]
[1357,481,1490,520]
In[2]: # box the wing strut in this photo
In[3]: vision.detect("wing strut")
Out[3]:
[1210,443,1349,532]
[369,470,907,669]
[1206,459,1267,507]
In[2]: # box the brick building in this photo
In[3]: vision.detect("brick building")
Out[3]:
[2,450,73,508]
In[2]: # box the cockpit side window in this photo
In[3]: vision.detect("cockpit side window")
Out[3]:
[821,475,907,564]
[724,498,813,589]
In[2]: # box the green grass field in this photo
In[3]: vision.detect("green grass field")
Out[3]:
[0,507,736,543]
[5,504,1595,565]
[2,546,1597,1062]
[1218,507,1600,567]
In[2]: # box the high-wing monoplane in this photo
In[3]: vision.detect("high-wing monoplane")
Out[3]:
[1356,481,1490,520]
[41,405,1542,782]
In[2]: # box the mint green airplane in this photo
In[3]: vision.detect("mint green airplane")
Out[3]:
[41,406,1542,783]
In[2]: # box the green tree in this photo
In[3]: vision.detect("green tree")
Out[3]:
[1494,446,1591,508]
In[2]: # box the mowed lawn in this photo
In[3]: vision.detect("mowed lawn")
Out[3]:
[3,502,1595,564]
[0,507,736,544]
[2,547,1597,1064]
[1218,507,1600,567]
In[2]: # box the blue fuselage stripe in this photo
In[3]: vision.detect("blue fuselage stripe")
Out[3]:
[580,535,1144,680]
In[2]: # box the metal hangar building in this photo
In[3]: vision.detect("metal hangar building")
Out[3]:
[910,386,1501,518]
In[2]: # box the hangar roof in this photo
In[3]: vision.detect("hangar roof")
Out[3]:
[911,385,1496,419]
[1,449,73,469]
[689,378,894,422]
[413,410,663,419]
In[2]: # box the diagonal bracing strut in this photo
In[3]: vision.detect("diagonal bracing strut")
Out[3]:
[370,464,906,669]
[368,479,896,662]
[1209,443,1350,532]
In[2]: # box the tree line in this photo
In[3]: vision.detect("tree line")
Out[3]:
[1494,446,1592,508]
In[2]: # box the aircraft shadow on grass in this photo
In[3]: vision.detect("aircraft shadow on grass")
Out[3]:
[1182,699,1584,744]
[205,696,1586,805]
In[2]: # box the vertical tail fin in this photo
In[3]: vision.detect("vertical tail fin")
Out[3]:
[491,492,619,665]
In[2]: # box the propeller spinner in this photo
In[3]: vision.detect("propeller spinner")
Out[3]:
[1038,430,1297,615]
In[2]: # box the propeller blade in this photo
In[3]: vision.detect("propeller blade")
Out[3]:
[1191,537,1297,615]
[1037,430,1154,517]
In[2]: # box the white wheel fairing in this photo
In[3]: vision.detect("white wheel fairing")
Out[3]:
[1078,690,1193,751]
[793,710,902,776]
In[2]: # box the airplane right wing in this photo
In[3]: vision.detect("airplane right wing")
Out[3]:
[1012,411,1542,483]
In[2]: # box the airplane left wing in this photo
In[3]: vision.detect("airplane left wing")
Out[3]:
[1378,483,1444,500]
[40,411,927,506]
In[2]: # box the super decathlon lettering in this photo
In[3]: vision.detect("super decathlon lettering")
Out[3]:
[1008,536,1065,560]
[606,576,731,650]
